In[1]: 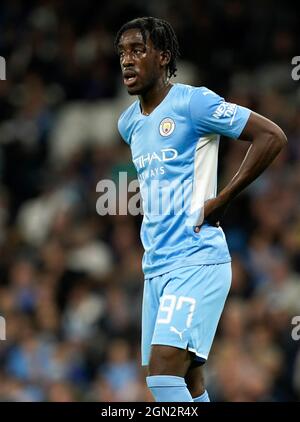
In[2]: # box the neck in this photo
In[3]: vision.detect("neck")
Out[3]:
[139,78,173,115]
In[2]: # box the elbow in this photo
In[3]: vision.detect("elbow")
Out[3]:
[267,125,288,153]
[271,125,288,152]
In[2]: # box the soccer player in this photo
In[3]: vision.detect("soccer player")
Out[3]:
[115,17,287,402]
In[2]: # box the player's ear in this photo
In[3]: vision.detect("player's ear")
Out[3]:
[160,50,171,67]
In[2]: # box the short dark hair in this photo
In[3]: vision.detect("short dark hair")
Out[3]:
[115,17,180,78]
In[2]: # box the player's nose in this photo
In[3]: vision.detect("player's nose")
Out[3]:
[121,52,135,67]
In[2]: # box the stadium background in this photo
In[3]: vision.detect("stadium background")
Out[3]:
[0,0,299,402]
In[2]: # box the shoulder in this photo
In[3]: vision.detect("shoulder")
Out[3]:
[118,101,139,145]
[188,85,251,138]
[189,86,224,107]
[188,85,226,121]
[174,83,218,98]
[118,100,139,130]
[172,84,221,112]
[172,83,197,103]
[168,83,198,115]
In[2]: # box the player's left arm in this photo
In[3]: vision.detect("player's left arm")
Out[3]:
[204,111,287,226]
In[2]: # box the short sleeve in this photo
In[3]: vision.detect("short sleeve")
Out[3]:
[118,111,130,145]
[189,87,251,139]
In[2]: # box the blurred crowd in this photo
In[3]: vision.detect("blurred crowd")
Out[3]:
[0,0,299,401]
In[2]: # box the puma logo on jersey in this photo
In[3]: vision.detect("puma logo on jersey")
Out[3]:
[170,326,187,340]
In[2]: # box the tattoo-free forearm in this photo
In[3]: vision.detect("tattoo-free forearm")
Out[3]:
[219,129,287,202]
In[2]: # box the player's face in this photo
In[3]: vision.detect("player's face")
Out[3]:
[118,29,163,95]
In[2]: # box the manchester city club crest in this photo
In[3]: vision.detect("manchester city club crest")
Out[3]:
[159,117,175,137]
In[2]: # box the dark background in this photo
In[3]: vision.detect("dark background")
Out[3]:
[0,0,299,401]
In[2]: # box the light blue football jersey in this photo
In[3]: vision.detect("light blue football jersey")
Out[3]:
[118,84,251,277]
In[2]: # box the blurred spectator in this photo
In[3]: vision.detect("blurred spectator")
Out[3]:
[0,0,299,402]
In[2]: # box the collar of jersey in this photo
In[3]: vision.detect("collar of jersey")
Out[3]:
[138,83,177,118]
